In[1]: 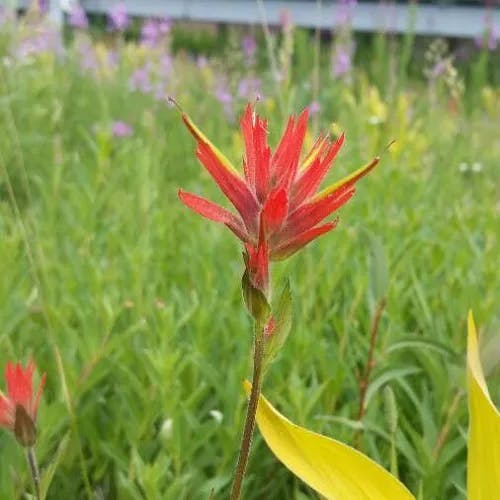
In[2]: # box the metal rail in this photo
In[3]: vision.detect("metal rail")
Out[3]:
[7,1,500,39]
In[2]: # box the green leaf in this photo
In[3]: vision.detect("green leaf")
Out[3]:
[40,433,70,500]
[264,279,292,367]
[383,386,399,476]
[386,336,457,358]
[365,367,421,408]
[364,229,389,304]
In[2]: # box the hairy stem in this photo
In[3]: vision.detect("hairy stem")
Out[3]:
[230,323,266,500]
[26,447,41,500]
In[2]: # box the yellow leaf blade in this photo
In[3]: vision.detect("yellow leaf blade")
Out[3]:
[467,311,500,500]
[244,381,415,500]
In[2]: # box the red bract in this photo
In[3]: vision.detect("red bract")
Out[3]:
[0,361,46,447]
[179,104,379,291]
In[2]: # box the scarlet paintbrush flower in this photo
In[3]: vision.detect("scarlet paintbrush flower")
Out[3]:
[0,361,46,447]
[178,104,379,292]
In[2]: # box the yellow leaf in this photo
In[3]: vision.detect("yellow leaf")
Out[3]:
[244,381,415,500]
[467,311,500,500]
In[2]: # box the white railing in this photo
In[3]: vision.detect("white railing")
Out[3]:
[7,1,500,39]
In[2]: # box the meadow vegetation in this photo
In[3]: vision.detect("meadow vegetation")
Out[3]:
[0,4,499,499]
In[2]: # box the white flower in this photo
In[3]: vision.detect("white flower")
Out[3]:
[160,418,173,440]
[471,162,483,173]
[368,115,382,125]
[209,410,223,424]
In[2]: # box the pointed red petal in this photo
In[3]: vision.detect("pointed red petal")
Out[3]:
[181,109,259,233]
[272,115,296,173]
[274,109,309,191]
[241,107,272,201]
[254,116,271,202]
[178,190,249,242]
[6,362,33,410]
[261,188,289,236]
[241,104,256,187]
[196,142,259,235]
[271,220,338,260]
[280,187,355,240]
[292,133,345,207]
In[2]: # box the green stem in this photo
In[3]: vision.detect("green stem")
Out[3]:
[26,447,41,500]
[230,322,266,500]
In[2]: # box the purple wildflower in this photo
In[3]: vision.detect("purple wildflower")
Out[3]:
[154,83,166,101]
[158,17,171,35]
[475,29,498,51]
[129,65,152,93]
[76,39,98,73]
[332,44,353,78]
[215,80,234,121]
[159,54,172,77]
[107,49,120,69]
[279,9,292,31]
[68,4,88,29]
[38,0,48,13]
[242,34,257,63]
[237,77,261,100]
[308,101,321,115]
[140,17,171,47]
[112,121,134,138]
[476,9,499,52]
[141,18,160,47]
[15,23,63,60]
[107,2,129,32]
[197,55,208,69]
[488,32,498,50]
[430,60,447,79]
[336,0,357,27]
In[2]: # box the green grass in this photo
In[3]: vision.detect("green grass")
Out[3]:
[0,19,499,500]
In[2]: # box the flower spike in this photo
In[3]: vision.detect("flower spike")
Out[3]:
[179,104,379,291]
[0,361,46,447]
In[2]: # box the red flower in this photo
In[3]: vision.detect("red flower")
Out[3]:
[178,104,378,291]
[0,361,46,447]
